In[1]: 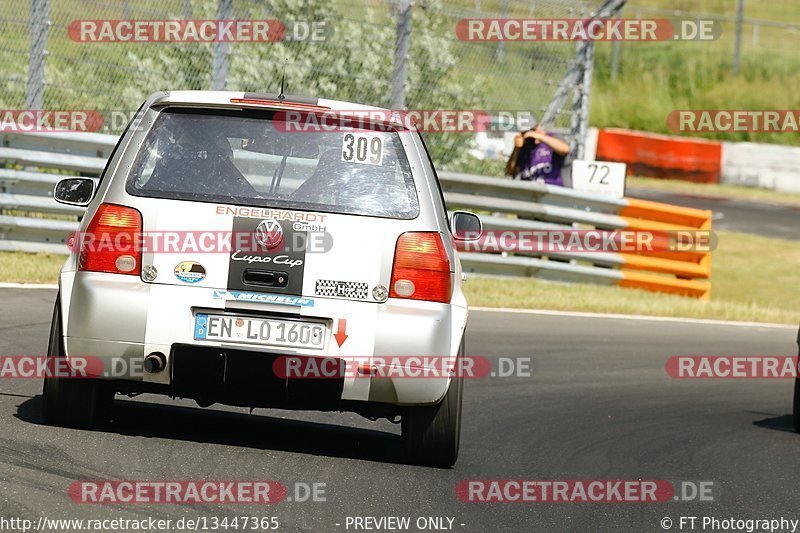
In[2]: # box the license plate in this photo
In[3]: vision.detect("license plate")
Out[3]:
[194,313,326,350]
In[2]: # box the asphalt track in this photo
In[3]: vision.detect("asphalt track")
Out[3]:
[627,188,800,241]
[0,288,798,532]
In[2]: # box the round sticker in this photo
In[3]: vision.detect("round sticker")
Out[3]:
[174,261,206,284]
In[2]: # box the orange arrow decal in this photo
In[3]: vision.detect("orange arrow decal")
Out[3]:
[333,319,348,347]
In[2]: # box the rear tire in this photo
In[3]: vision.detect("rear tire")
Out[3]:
[41,295,113,428]
[402,341,464,467]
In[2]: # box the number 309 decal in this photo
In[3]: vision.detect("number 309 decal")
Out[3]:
[342,132,383,166]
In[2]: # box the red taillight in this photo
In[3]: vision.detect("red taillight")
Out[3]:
[78,203,142,276]
[389,232,452,304]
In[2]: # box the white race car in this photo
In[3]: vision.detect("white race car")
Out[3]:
[44,91,481,467]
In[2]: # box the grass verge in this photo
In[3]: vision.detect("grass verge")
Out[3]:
[463,229,799,325]
[627,176,800,207]
[0,253,65,284]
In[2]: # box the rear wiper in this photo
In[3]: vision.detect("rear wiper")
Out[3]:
[268,154,288,194]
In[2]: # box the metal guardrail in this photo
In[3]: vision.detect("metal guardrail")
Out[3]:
[0,132,712,299]
[0,132,110,255]
[439,171,713,299]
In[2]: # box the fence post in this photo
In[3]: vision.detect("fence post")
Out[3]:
[211,0,232,90]
[495,0,509,62]
[572,41,594,160]
[543,0,624,156]
[390,0,412,110]
[733,0,744,75]
[610,14,621,80]
[26,0,50,110]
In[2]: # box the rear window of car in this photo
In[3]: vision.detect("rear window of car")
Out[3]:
[126,107,419,219]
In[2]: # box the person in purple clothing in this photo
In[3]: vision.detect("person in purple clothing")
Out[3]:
[505,122,571,185]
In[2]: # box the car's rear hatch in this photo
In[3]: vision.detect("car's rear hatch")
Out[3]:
[138,200,407,306]
[124,105,423,306]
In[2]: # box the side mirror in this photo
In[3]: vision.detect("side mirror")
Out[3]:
[54,178,95,207]
[451,211,482,241]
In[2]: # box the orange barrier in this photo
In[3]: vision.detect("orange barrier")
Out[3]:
[619,271,711,300]
[618,200,713,300]
[621,198,713,229]
[619,253,710,280]
[596,128,722,183]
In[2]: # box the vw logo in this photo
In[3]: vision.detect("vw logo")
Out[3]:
[254,219,284,251]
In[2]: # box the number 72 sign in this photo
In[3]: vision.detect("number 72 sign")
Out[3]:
[570,160,627,198]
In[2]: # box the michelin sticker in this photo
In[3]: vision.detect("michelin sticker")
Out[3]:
[212,290,314,307]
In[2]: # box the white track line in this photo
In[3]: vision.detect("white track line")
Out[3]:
[471,306,797,330]
[0,283,58,289]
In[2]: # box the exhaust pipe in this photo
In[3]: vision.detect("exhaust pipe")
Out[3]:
[143,352,167,374]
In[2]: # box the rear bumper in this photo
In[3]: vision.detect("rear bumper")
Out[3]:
[61,272,467,407]
[170,344,346,409]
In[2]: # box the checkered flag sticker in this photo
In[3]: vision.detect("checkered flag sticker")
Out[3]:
[315,279,369,300]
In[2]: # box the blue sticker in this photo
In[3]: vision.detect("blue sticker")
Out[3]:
[194,314,208,339]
